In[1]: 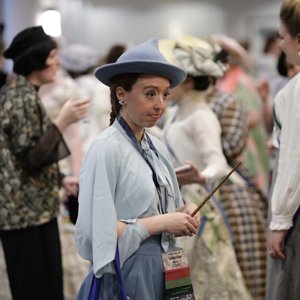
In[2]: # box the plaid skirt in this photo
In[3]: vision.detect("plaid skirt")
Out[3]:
[217,164,268,300]
[180,183,252,300]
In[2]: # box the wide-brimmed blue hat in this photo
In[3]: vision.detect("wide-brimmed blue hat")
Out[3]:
[95,38,186,88]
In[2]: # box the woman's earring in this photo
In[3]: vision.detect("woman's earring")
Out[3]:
[119,100,126,106]
[298,51,300,56]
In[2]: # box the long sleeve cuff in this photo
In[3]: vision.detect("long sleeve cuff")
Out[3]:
[269,214,293,230]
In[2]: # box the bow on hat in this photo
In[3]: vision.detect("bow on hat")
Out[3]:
[159,35,228,78]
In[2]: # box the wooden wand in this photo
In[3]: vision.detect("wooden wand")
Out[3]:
[190,162,241,217]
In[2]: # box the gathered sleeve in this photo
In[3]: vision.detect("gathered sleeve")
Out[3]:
[270,76,300,230]
[190,109,227,182]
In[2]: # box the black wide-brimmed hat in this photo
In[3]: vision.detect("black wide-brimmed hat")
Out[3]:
[95,38,186,88]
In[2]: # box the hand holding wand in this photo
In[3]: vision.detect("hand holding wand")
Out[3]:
[190,162,241,217]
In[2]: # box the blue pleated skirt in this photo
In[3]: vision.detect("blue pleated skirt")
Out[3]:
[77,235,165,300]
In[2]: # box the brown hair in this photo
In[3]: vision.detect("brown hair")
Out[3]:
[192,76,217,91]
[280,0,300,37]
[263,33,278,53]
[109,73,140,125]
[105,44,126,64]
[0,40,5,54]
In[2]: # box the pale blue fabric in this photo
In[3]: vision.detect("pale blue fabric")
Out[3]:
[77,235,165,300]
[75,119,183,278]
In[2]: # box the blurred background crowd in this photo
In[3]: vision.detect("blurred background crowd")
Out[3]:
[0,0,290,299]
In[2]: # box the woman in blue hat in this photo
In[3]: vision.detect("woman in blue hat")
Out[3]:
[75,38,200,299]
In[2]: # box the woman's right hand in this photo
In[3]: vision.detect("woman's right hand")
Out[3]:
[163,212,199,237]
[54,98,91,131]
[176,161,205,186]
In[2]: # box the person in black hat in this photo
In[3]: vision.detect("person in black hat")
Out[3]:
[0,26,90,300]
[75,38,199,300]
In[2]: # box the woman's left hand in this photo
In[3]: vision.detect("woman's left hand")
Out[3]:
[176,161,205,186]
[267,229,287,260]
[182,202,200,225]
[62,176,79,196]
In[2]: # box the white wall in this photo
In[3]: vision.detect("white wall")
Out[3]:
[225,1,281,57]
[57,0,226,58]
[0,0,282,61]
[57,0,282,59]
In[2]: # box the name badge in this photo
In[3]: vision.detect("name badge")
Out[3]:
[162,248,195,300]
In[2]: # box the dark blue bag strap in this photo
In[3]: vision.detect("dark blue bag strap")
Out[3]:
[88,275,101,300]
[88,243,127,300]
[113,244,127,300]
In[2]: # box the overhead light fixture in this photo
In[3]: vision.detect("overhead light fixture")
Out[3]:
[39,9,61,37]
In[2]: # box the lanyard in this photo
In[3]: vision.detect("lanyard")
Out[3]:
[117,115,167,214]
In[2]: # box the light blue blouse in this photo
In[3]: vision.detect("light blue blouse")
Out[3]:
[75,119,183,277]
